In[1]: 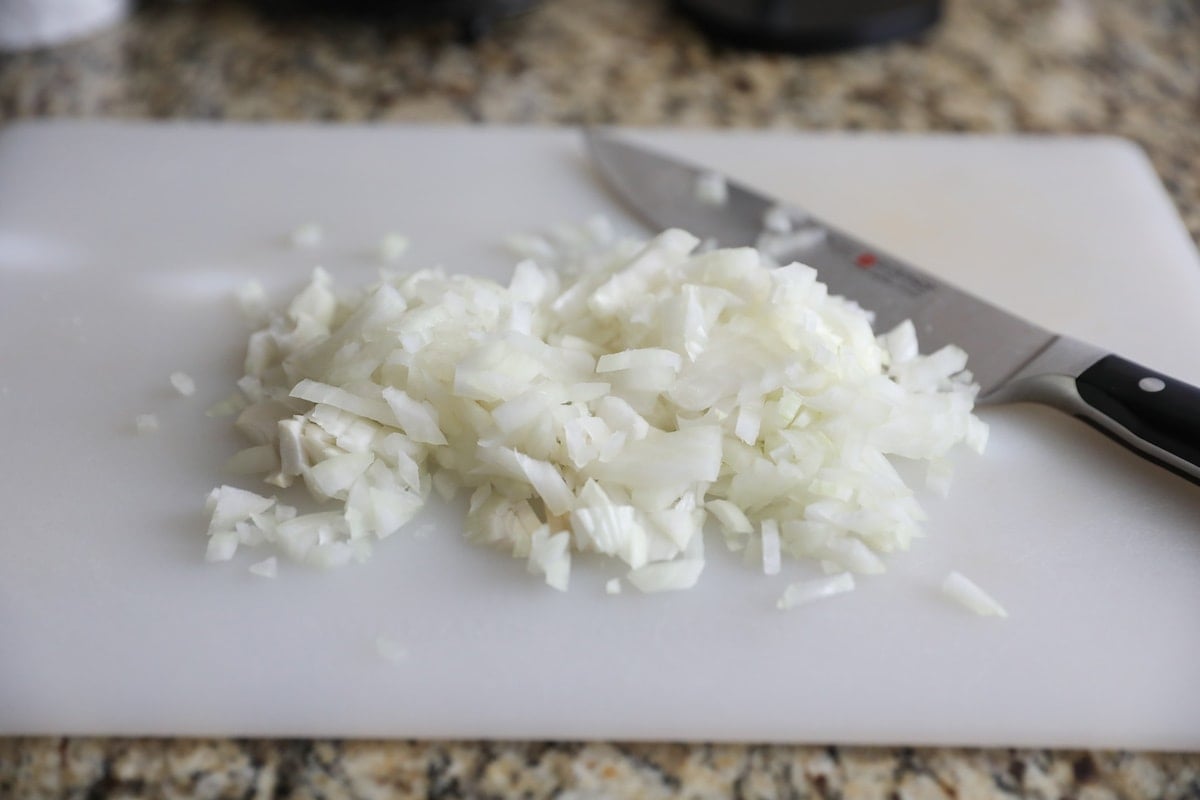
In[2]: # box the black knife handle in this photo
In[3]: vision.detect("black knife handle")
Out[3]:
[1073,355,1200,485]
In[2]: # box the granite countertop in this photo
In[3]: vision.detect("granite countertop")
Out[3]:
[1,0,1199,797]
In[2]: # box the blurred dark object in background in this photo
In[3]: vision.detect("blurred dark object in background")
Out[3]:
[674,0,942,53]
[250,0,540,40]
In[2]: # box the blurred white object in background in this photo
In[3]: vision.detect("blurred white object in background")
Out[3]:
[0,0,128,51]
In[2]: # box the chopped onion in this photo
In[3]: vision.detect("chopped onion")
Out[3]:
[694,171,728,206]
[595,348,682,374]
[882,319,919,365]
[236,280,270,326]
[777,573,856,610]
[207,485,275,533]
[925,458,954,497]
[965,415,990,454]
[205,532,239,562]
[819,535,887,575]
[706,499,753,535]
[290,223,323,249]
[290,380,396,427]
[605,578,622,595]
[204,221,986,597]
[571,503,649,569]
[135,413,159,434]
[763,205,796,234]
[225,445,280,475]
[170,371,196,397]
[307,452,373,499]
[761,519,781,575]
[381,387,447,445]
[941,571,1008,618]
[627,559,704,593]
[378,233,410,263]
[527,527,571,591]
[248,557,278,578]
[276,418,307,476]
[758,227,827,260]
[206,393,248,418]
[368,486,423,536]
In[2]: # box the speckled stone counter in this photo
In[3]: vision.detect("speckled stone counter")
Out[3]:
[1,0,1199,797]
[3,740,1200,799]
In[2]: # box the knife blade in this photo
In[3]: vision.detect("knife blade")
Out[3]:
[584,130,1200,484]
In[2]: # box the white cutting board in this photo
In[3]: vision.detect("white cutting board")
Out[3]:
[2,122,1199,748]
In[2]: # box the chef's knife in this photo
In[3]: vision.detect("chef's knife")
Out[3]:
[584,131,1200,484]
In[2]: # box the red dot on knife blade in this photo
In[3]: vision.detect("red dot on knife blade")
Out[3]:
[856,252,877,268]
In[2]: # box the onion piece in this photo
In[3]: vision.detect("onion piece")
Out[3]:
[627,560,704,593]
[819,536,887,575]
[965,416,990,454]
[528,527,571,591]
[307,452,373,499]
[941,571,1008,618]
[761,519,781,576]
[925,458,954,497]
[205,532,239,562]
[290,223,323,249]
[236,280,270,326]
[248,557,278,578]
[777,573,856,610]
[225,445,280,475]
[290,380,397,428]
[378,233,410,263]
[763,205,795,233]
[367,487,424,537]
[596,348,683,374]
[381,387,447,446]
[206,393,248,418]
[706,499,753,535]
[170,371,196,397]
[587,426,722,493]
[207,485,275,533]
[694,170,728,206]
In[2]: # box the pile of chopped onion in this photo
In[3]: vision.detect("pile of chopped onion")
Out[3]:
[205,220,986,595]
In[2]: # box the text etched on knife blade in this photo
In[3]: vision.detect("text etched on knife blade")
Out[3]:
[829,235,937,299]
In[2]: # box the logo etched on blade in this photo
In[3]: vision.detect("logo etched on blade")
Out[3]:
[828,235,936,299]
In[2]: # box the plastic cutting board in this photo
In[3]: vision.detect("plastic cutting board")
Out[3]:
[2,122,1199,747]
